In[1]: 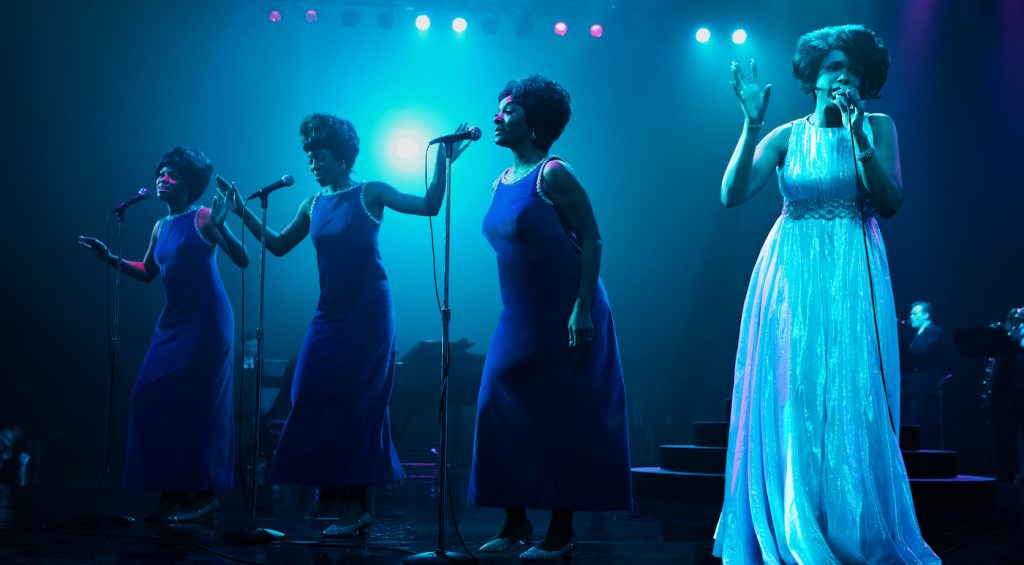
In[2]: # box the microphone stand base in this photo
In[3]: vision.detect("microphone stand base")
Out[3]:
[221,526,285,544]
[403,549,477,564]
[78,512,136,530]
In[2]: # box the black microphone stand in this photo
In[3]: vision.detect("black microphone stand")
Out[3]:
[405,142,476,564]
[80,208,136,529]
[223,192,285,543]
[845,110,896,436]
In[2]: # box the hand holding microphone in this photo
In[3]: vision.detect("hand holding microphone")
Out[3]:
[429,123,478,162]
[831,85,864,130]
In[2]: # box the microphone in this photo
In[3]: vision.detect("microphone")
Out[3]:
[245,175,295,201]
[110,188,149,215]
[429,126,482,145]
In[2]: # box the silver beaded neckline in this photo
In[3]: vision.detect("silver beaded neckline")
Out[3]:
[500,160,545,185]
[164,205,198,221]
[321,181,360,196]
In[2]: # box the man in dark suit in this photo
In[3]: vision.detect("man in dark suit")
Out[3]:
[901,301,945,448]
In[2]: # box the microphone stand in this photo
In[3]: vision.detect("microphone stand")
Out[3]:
[223,192,284,543]
[80,208,136,529]
[405,141,475,564]
[846,111,896,436]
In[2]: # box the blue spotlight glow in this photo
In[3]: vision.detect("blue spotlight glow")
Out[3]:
[732,29,747,44]
[415,15,430,31]
[696,28,711,43]
[387,128,429,172]
[452,17,467,33]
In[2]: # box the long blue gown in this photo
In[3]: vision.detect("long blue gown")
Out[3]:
[469,158,632,511]
[713,118,939,563]
[124,207,234,491]
[268,184,404,487]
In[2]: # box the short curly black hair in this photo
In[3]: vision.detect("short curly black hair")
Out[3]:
[299,112,360,168]
[498,74,571,152]
[154,146,213,203]
[792,24,890,100]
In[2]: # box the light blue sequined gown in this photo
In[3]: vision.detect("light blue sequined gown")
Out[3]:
[713,117,939,564]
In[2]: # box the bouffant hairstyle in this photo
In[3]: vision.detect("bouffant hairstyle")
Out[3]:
[299,112,360,168]
[498,74,572,152]
[154,146,213,203]
[792,24,890,100]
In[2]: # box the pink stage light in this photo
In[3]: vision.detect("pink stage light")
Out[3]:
[305,10,319,24]
[590,24,603,38]
[268,10,282,23]
[554,22,568,36]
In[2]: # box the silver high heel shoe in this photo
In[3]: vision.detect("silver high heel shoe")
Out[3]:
[322,512,372,538]
[520,534,578,562]
[479,521,533,553]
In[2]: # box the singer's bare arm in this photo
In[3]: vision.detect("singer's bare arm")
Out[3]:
[854,113,902,218]
[539,159,602,349]
[363,124,472,217]
[721,123,789,207]
[77,221,161,282]
[197,206,249,268]
[219,178,311,257]
[722,59,787,207]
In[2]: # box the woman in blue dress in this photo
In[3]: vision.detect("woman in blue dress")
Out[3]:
[714,26,939,563]
[79,147,249,522]
[469,75,631,561]
[220,113,469,537]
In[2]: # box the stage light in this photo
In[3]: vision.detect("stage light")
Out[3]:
[696,28,711,43]
[387,128,429,172]
[340,9,360,27]
[554,22,568,36]
[590,24,603,38]
[415,15,430,31]
[452,17,467,33]
[732,29,747,44]
[268,10,282,23]
[377,10,394,29]
[305,9,318,24]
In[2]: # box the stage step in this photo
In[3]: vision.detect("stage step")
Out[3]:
[690,423,928,452]
[632,466,996,512]
[908,475,997,511]
[902,450,958,479]
[692,421,729,447]
[900,425,921,451]
[635,420,994,513]
[660,445,726,474]
[631,467,725,505]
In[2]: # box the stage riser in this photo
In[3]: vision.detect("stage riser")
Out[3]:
[633,421,995,513]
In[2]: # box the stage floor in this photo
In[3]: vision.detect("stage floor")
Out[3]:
[1,480,1023,564]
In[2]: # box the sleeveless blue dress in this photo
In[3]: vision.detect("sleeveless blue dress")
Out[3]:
[713,118,939,563]
[269,184,405,487]
[469,159,632,511]
[124,207,234,491]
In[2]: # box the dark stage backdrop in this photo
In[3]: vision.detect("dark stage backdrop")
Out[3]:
[2,0,1021,486]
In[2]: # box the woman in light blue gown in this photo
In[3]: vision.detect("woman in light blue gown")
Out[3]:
[713,25,939,564]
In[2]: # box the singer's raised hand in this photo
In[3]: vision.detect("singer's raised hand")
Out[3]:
[731,59,772,124]
[78,235,111,262]
[210,194,228,226]
[215,176,244,216]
